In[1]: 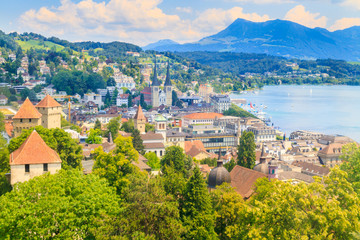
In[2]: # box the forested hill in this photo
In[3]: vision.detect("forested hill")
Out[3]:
[8,32,142,59]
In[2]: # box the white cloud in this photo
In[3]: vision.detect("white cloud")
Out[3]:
[18,0,271,45]
[330,18,360,31]
[176,7,192,13]
[341,0,360,10]
[19,0,198,45]
[193,7,270,34]
[284,5,327,28]
[229,0,294,3]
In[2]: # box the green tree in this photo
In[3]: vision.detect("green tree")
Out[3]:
[127,94,133,107]
[8,126,82,170]
[108,174,185,239]
[145,123,155,132]
[161,146,186,176]
[92,135,144,194]
[106,116,120,139]
[140,93,147,109]
[120,119,135,133]
[340,143,360,194]
[0,170,121,239]
[181,166,217,239]
[86,129,102,144]
[235,168,360,239]
[237,131,256,169]
[211,183,244,239]
[111,87,119,105]
[131,129,144,154]
[144,152,160,170]
[94,119,102,130]
[224,158,236,172]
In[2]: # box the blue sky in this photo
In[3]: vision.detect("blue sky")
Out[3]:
[1,0,360,46]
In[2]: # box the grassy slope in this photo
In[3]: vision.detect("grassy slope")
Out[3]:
[16,39,65,51]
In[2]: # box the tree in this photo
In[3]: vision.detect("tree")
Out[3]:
[237,131,256,169]
[92,135,144,194]
[104,90,111,107]
[127,94,133,107]
[211,183,245,239]
[107,77,116,87]
[140,93,147,109]
[131,129,144,154]
[224,158,236,172]
[145,123,155,132]
[94,119,102,130]
[0,170,121,239]
[106,116,120,139]
[172,90,183,108]
[106,174,185,239]
[120,119,134,133]
[161,146,186,176]
[180,166,217,239]
[234,168,360,239]
[340,143,360,194]
[86,129,102,144]
[144,152,160,169]
[111,87,119,105]
[8,126,83,170]
[20,88,37,101]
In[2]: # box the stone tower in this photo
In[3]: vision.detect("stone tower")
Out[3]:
[36,95,62,129]
[134,105,146,134]
[12,98,42,137]
[151,59,160,108]
[164,61,172,106]
[268,158,279,180]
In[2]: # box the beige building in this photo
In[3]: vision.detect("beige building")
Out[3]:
[199,84,213,103]
[9,130,62,185]
[12,95,62,137]
[36,95,62,129]
[12,98,42,137]
[134,105,146,134]
[166,129,186,149]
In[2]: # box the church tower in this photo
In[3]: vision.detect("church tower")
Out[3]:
[134,105,146,134]
[164,61,173,106]
[151,59,160,108]
[35,95,62,129]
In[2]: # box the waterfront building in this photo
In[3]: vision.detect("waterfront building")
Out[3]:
[247,124,276,142]
[210,95,231,113]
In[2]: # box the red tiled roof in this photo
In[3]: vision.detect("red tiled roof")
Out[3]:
[13,98,42,119]
[36,95,61,108]
[230,165,267,199]
[143,142,165,149]
[183,112,223,120]
[134,105,146,121]
[10,130,61,165]
[185,140,206,153]
[141,132,164,141]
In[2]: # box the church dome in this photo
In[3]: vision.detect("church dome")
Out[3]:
[208,161,231,188]
[253,163,269,174]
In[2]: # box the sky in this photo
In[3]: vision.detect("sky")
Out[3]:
[0,0,360,46]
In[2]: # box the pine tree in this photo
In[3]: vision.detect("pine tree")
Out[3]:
[127,94,133,107]
[94,119,101,130]
[131,129,144,154]
[181,166,217,239]
[237,131,256,169]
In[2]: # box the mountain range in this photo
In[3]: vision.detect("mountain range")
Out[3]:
[143,19,360,61]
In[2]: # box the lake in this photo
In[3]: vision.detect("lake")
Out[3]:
[230,85,360,142]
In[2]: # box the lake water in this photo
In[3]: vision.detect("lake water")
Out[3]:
[230,85,360,142]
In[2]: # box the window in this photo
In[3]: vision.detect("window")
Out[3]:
[20,119,23,123]
[43,163,48,172]
[25,164,30,173]
[29,119,31,122]
[160,150,163,156]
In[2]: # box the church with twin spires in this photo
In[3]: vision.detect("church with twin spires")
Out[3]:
[151,60,172,108]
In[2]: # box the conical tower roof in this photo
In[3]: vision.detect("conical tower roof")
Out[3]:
[152,58,160,86]
[134,105,146,121]
[13,98,42,119]
[10,130,61,165]
[164,61,172,86]
[36,95,61,108]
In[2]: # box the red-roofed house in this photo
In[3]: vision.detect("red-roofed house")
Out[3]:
[182,112,223,127]
[9,130,62,185]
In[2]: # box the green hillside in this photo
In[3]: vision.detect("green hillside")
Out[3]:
[16,39,64,51]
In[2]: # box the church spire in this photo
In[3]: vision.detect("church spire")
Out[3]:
[164,60,172,86]
[152,57,160,86]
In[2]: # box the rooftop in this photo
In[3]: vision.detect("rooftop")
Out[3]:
[36,95,61,108]
[10,130,61,165]
[183,112,223,120]
[13,98,42,119]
